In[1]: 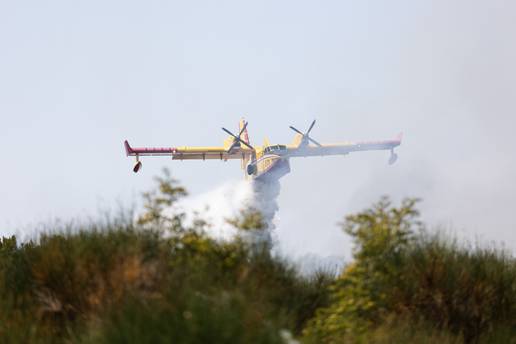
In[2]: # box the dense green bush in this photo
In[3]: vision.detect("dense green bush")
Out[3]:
[0,223,334,343]
[303,197,516,344]
[1,171,515,343]
[0,170,333,343]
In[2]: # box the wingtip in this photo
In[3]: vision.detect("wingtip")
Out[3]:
[124,140,133,156]
[396,132,403,142]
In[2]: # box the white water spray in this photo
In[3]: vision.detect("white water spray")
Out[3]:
[173,178,281,246]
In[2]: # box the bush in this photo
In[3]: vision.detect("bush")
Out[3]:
[3,171,515,344]
[0,224,335,343]
[0,170,333,343]
[302,197,516,344]
[0,226,167,342]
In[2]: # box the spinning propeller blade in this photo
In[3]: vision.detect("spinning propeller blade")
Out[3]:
[308,137,322,147]
[222,124,254,151]
[307,119,316,134]
[289,126,304,136]
[289,120,322,147]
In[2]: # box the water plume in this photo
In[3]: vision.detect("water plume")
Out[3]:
[173,178,281,247]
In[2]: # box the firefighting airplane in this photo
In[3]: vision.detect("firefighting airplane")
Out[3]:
[124,119,402,181]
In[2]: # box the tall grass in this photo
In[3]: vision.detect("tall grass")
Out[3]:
[394,233,516,343]
[1,171,515,343]
[0,222,333,343]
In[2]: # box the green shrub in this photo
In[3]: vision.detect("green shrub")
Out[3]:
[395,233,516,343]
[302,197,516,344]
[0,214,332,343]
[3,171,515,344]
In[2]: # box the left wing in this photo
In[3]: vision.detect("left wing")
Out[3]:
[287,133,402,158]
[124,141,248,161]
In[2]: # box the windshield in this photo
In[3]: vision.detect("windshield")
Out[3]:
[264,145,287,153]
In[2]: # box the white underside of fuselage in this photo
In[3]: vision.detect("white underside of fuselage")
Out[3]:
[251,154,291,181]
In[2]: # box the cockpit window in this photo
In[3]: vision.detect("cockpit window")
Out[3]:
[264,145,287,153]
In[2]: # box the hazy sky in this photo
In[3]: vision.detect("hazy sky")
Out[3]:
[1,1,515,258]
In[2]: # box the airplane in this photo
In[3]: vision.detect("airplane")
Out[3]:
[124,119,402,181]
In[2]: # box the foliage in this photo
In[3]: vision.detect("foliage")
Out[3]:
[0,171,332,343]
[2,171,516,344]
[303,197,516,344]
[395,233,516,343]
[0,222,335,343]
[137,167,187,229]
[226,207,267,231]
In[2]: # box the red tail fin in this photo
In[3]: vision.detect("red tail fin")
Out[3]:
[238,118,252,171]
[239,118,250,145]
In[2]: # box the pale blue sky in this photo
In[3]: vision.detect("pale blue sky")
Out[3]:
[1,1,515,257]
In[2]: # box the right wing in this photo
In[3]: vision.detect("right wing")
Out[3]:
[287,133,402,158]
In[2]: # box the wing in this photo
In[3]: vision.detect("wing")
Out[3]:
[287,134,402,158]
[124,141,248,161]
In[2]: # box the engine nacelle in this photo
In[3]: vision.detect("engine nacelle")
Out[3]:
[246,163,256,175]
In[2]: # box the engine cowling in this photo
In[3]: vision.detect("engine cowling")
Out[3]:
[246,163,257,175]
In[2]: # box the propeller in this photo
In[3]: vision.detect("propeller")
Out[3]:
[289,119,322,147]
[222,122,254,151]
